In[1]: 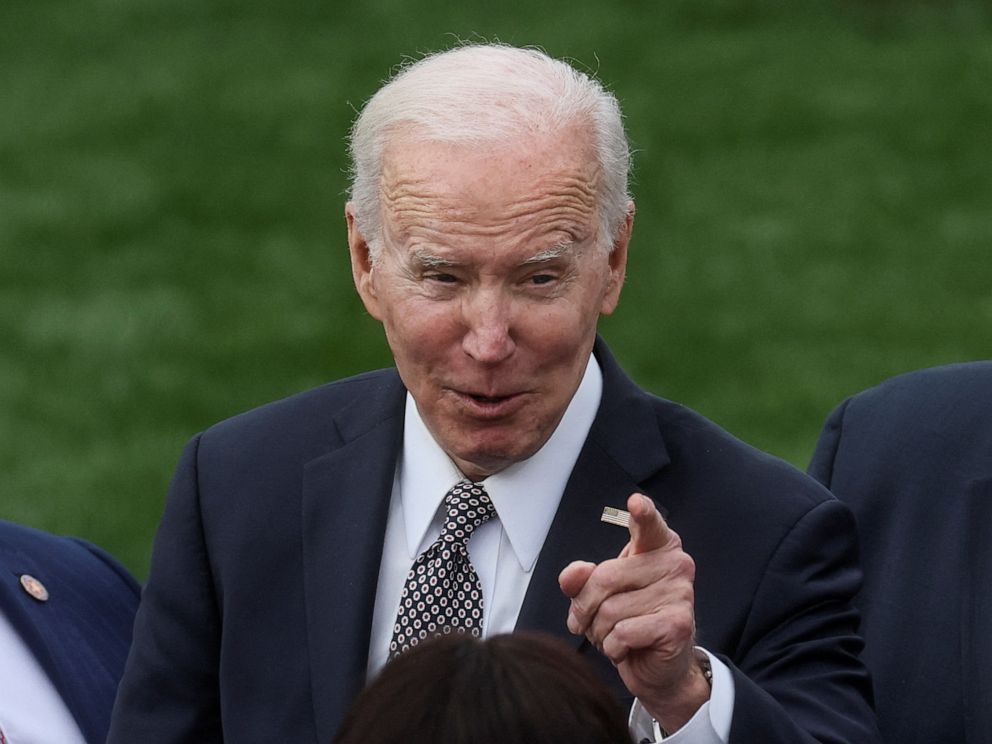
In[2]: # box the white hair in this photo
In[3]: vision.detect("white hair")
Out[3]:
[347,43,632,260]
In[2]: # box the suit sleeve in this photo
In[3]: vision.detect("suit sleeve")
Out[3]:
[724,498,881,744]
[107,435,224,743]
[806,398,851,488]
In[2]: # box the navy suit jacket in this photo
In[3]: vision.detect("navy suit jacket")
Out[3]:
[110,340,879,743]
[0,520,140,744]
[809,362,992,744]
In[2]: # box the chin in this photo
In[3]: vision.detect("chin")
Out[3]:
[457,442,541,478]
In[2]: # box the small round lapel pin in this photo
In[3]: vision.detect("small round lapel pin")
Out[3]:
[19,574,49,602]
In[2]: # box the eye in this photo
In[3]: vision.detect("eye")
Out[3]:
[426,272,458,284]
[529,274,555,286]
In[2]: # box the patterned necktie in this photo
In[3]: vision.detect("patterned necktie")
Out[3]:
[389,480,496,657]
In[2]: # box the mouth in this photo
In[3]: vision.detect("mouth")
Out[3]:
[450,389,528,418]
[469,394,511,404]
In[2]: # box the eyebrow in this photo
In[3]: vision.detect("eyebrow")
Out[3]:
[521,243,573,264]
[409,243,575,269]
[409,249,457,269]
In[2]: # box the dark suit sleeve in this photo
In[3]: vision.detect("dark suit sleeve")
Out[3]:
[108,435,224,743]
[806,398,851,488]
[726,498,880,744]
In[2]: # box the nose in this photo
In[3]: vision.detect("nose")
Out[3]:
[461,289,516,364]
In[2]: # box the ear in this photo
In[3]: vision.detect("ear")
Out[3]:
[346,203,383,321]
[600,202,634,315]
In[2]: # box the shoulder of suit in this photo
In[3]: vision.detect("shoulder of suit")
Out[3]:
[203,367,403,437]
[187,367,405,472]
[637,392,834,511]
[860,360,991,399]
[843,361,992,432]
[0,519,76,556]
[0,520,140,598]
[836,361,992,469]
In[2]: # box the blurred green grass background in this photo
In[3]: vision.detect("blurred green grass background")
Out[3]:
[2,0,989,576]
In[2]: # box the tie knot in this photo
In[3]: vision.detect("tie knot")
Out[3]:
[440,480,495,544]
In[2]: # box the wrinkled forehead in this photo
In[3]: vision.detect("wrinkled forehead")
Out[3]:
[378,129,603,234]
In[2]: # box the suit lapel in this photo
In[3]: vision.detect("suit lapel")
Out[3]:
[515,439,653,643]
[517,340,671,645]
[301,374,405,744]
[516,341,672,707]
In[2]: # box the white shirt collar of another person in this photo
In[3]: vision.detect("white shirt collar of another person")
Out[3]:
[400,353,603,572]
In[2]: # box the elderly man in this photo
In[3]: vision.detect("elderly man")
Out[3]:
[109,45,879,743]
[0,520,139,744]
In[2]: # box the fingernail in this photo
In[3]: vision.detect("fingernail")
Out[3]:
[567,610,578,634]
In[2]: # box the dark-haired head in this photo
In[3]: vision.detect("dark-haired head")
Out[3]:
[334,632,633,744]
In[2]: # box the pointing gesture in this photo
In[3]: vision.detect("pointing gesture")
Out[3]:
[559,494,711,733]
[623,492,679,557]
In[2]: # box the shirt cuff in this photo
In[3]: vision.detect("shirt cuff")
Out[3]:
[627,648,735,743]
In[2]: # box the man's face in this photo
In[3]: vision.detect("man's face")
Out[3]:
[347,128,631,481]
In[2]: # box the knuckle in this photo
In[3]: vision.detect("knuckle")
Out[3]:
[668,609,696,644]
[683,585,696,606]
[596,594,625,627]
[607,618,634,648]
[601,633,626,663]
[590,616,614,646]
[594,561,624,593]
[675,551,696,581]
[570,598,591,622]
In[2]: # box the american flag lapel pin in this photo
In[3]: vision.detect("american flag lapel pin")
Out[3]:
[600,506,630,528]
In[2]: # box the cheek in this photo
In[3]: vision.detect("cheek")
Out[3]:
[522,299,599,348]
[382,298,462,359]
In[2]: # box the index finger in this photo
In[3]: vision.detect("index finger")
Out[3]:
[626,493,676,556]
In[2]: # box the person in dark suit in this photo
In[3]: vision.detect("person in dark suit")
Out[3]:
[808,361,992,744]
[109,44,880,743]
[0,519,140,744]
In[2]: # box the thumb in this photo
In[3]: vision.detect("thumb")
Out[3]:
[559,560,596,599]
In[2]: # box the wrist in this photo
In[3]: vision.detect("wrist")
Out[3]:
[648,649,713,736]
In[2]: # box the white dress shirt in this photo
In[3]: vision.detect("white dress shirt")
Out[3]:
[0,610,86,744]
[366,354,733,742]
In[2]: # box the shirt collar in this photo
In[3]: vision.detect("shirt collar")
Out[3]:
[399,354,603,571]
